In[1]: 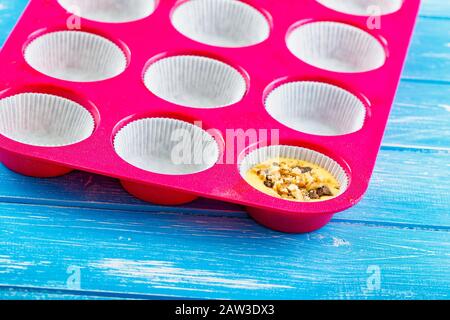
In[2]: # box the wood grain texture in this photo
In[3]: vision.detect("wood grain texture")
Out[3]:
[0,0,449,300]
[1,201,449,300]
[386,80,450,148]
[0,287,127,300]
[420,0,450,18]
[0,1,25,45]
[403,17,450,82]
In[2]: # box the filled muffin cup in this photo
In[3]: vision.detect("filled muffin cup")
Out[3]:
[143,55,247,109]
[114,117,220,205]
[57,0,157,23]
[240,145,348,196]
[287,21,386,73]
[265,81,366,136]
[24,31,127,82]
[316,0,403,16]
[171,0,270,48]
[239,145,349,233]
[0,93,95,177]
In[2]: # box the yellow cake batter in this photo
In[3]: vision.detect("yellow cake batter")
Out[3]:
[246,158,341,202]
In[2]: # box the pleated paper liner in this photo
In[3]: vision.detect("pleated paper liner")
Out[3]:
[57,0,157,23]
[114,117,220,205]
[143,55,247,109]
[316,0,403,16]
[0,92,95,177]
[265,81,366,136]
[171,0,270,48]
[287,21,386,73]
[24,30,128,82]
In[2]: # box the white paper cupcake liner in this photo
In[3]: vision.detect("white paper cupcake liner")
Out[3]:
[316,0,403,16]
[0,93,95,147]
[25,31,127,82]
[114,118,220,175]
[143,55,247,109]
[265,81,366,136]
[287,21,386,73]
[171,0,270,48]
[239,145,349,195]
[58,0,157,23]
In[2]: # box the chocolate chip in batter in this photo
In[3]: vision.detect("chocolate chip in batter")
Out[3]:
[264,180,274,188]
[317,186,333,197]
[295,166,312,173]
[308,190,320,199]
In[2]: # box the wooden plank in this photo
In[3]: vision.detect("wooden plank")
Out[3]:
[0,202,449,299]
[386,80,450,148]
[339,147,450,228]
[0,1,27,45]
[0,165,243,215]
[0,148,448,228]
[403,17,450,82]
[0,287,125,300]
[420,0,450,18]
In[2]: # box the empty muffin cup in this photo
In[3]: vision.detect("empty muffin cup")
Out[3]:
[114,117,220,205]
[144,55,247,108]
[287,21,386,73]
[265,81,366,136]
[25,31,127,82]
[316,0,403,16]
[58,0,157,23]
[239,145,349,233]
[0,93,95,147]
[171,0,270,48]
[0,93,95,177]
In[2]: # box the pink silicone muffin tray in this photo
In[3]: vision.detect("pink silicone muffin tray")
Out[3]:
[0,0,420,233]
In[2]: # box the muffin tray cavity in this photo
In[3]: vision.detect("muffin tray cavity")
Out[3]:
[0,0,420,233]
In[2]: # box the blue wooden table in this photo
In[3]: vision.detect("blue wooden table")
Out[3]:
[0,0,449,300]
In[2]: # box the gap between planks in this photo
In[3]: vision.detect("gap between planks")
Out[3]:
[1,199,449,233]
